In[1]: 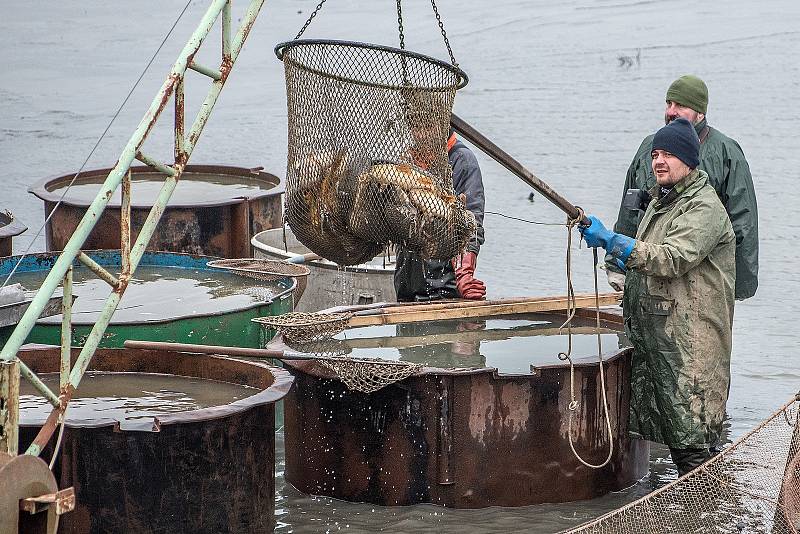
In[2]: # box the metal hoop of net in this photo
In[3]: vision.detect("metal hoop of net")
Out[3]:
[286,338,421,394]
[207,258,311,281]
[275,39,475,266]
[252,311,352,342]
[254,314,423,392]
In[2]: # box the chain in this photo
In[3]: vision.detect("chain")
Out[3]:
[430,0,457,67]
[396,0,405,50]
[294,0,329,40]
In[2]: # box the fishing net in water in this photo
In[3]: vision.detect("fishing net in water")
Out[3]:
[275,39,475,266]
[207,258,311,281]
[565,394,800,534]
[253,314,422,393]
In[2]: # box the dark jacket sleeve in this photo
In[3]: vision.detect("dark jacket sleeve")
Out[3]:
[450,143,485,255]
[717,137,759,299]
[606,136,653,273]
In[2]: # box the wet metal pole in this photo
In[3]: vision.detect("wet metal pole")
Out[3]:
[450,113,590,226]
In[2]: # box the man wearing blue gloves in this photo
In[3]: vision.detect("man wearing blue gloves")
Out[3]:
[580,118,736,477]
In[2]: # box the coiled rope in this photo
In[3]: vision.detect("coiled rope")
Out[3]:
[559,207,615,469]
[485,208,617,468]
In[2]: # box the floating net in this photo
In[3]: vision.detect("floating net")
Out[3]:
[565,394,800,534]
[254,314,422,393]
[207,258,311,281]
[276,39,475,266]
[252,311,353,343]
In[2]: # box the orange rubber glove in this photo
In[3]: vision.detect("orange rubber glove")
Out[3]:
[453,251,486,300]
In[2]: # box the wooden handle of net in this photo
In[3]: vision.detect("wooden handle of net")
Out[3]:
[450,113,590,226]
[122,340,315,360]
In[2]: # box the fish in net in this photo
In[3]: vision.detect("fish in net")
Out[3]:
[277,39,475,266]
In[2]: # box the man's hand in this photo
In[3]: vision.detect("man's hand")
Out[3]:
[453,252,486,300]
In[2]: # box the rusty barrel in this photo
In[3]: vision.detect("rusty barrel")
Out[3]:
[0,209,27,257]
[18,345,293,533]
[278,307,649,508]
[29,165,284,258]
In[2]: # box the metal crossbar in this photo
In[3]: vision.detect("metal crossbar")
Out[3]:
[0,0,266,457]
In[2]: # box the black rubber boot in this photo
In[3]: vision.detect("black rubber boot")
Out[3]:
[669,447,712,477]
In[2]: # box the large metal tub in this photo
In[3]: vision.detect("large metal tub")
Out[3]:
[18,345,293,533]
[251,227,395,312]
[0,251,294,348]
[29,165,284,258]
[276,305,649,508]
[0,210,27,257]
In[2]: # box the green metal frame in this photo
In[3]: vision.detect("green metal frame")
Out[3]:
[0,0,266,456]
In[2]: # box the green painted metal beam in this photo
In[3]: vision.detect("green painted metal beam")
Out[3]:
[1,0,267,457]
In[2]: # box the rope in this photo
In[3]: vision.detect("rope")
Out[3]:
[559,207,615,469]
[484,210,566,226]
[0,0,194,292]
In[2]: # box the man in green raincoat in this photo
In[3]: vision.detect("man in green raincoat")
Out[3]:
[606,75,758,301]
[581,118,736,476]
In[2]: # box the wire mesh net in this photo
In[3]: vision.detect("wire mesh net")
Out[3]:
[276,39,475,266]
[207,258,311,281]
[253,311,353,342]
[254,314,423,392]
[566,396,800,534]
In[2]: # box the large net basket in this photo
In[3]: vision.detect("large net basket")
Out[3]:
[276,39,475,266]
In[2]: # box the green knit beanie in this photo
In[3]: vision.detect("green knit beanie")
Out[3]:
[665,75,708,114]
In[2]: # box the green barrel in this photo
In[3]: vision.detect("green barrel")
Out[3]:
[0,251,294,349]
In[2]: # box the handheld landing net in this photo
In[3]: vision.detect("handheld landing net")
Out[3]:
[276,39,475,266]
[207,258,311,281]
[566,394,800,534]
[252,314,422,393]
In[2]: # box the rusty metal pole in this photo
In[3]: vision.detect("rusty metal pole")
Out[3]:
[60,266,73,391]
[0,359,20,455]
[450,113,590,226]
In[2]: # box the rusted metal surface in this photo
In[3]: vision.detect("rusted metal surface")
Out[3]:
[281,308,649,508]
[18,345,292,533]
[0,452,60,534]
[29,165,284,258]
[20,487,76,516]
[0,211,27,257]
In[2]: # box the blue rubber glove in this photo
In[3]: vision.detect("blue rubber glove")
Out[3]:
[579,215,635,264]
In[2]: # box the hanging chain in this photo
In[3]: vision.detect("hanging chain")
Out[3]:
[295,0,329,40]
[430,0,458,67]
[396,0,405,50]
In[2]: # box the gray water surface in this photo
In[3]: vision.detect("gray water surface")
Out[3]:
[3,0,799,532]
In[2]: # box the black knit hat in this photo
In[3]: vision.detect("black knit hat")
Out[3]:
[652,118,700,169]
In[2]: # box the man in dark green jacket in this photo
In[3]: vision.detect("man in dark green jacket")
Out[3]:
[606,75,758,300]
[583,118,736,476]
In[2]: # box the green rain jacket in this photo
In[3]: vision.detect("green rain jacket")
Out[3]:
[623,169,735,449]
[610,119,758,300]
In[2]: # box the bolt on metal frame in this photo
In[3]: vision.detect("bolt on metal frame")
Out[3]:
[0,0,266,456]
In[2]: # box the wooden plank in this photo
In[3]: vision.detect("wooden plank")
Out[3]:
[347,293,620,328]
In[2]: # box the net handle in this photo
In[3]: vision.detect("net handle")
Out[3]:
[274,39,469,90]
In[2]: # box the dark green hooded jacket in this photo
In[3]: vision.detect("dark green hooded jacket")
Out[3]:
[610,119,758,299]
